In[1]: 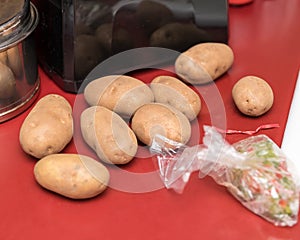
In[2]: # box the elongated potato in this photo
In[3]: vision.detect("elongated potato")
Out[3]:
[150,22,208,51]
[136,0,173,35]
[74,34,106,79]
[19,94,73,158]
[0,50,8,65]
[95,23,133,55]
[131,103,191,146]
[0,62,16,99]
[80,106,138,164]
[34,154,110,199]
[175,42,234,84]
[7,46,23,79]
[150,75,201,121]
[84,75,154,118]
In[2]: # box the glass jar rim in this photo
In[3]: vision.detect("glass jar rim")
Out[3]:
[0,0,38,51]
[0,0,26,25]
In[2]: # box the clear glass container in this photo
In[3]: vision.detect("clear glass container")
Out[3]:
[0,0,39,122]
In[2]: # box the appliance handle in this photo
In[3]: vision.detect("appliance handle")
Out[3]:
[192,0,228,27]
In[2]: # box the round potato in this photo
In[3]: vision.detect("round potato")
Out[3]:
[0,62,16,99]
[150,75,201,121]
[175,42,234,84]
[131,103,191,146]
[232,76,274,116]
[84,75,154,118]
[34,154,110,199]
[19,94,73,158]
[80,106,138,164]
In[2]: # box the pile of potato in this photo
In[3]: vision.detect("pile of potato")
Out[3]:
[19,42,274,199]
[82,74,201,159]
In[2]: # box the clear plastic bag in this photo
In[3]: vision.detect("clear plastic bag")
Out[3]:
[150,126,300,227]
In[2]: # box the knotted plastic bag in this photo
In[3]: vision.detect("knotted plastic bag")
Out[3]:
[150,126,300,227]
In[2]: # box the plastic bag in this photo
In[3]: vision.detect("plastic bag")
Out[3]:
[150,126,300,227]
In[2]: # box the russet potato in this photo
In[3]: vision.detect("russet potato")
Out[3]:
[232,76,274,116]
[0,62,16,99]
[19,94,73,158]
[0,50,8,65]
[7,46,23,79]
[84,75,154,118]
[175,42,234,84]
[34,154,110,199]
[131,103,191,146]
[80,106,138,164]
[150,75,201,121]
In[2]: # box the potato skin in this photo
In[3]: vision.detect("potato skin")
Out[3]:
[95,23,133,55]
[232,76,274,116]
[136,0,173,35]
[80,106,138,164]
[19,94,73,159]
[34,154,110,199]
[7,46,23,79]
[84,75,154,118]
[150,75,201,121]
[95,23,113,54]
[131,103,191,146]
[175,42,234,84]
[0,51,8,65]
[0,62,16,99]
[74,34,106,79]
[150,22,209,51]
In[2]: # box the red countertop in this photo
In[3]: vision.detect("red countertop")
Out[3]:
[1,0,300,239]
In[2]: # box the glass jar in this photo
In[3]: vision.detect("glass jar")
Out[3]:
[0,0,39,122]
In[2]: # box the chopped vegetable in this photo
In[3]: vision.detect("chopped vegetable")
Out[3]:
[227,135,299,226]
[151,126,300,227]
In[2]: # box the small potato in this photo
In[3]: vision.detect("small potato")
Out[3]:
[74,34,106,79]
[34,154,110,199]
[111,27,134,54]
[7,46,23,79]
[232,76,274,117]
[95,23,133,55]
[150,22,209,52]
[136,0,173,35]
[84,75,154,118]
[175,42,234,84]
[0,62,16,99]
[131,103,191,146]
[75,23,93,35]
[80,106,138,164]
[95,23,113,54]
[0,50,8,65]
[19,94,73,158]
[150,75,201,121]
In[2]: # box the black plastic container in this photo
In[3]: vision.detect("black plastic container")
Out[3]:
[33,0,228,92]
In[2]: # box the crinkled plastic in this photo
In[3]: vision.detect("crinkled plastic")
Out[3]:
[150,126,300,227]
